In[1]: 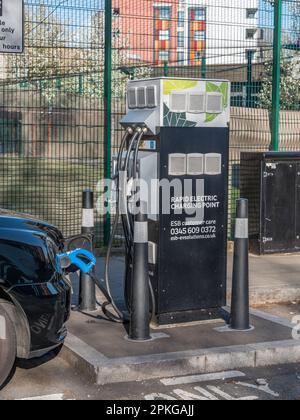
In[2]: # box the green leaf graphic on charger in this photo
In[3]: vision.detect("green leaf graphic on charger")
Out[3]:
[206,82,220,93]
[206,81,229,111]
[205,113,218,123]
[219,82,229,109]
[163,104,197,128]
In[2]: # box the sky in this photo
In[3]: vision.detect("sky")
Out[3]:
[26,0,104,8]
[25,0,104,40]
[260,0,296,35]
[25,0,295,28]
[24,0,298,42]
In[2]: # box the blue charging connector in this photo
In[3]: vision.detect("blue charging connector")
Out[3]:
[56,248,96,274]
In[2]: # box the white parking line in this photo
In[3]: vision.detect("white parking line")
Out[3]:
[236,380,280,398]
[205,385,257,401]
[19,394,65,401]
[160,371,246,386]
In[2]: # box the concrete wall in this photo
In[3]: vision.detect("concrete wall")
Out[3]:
[230,106,300,157]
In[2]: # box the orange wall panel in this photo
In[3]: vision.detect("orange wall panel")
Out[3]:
[112,0,178,64]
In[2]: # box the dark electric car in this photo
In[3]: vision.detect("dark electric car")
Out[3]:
[0,210,71,387]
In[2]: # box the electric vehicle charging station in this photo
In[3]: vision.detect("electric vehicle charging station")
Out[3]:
[115,78,231,325]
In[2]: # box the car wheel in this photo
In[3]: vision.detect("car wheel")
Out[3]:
[0,300,17,388]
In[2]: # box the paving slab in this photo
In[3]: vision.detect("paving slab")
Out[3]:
[67,311,290,358]
[61,308,300,385]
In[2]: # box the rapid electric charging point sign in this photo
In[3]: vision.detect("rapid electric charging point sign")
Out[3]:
[0,0,24,53]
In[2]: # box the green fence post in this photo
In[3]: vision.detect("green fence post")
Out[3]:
[56,77,62,90]
[78,74,84,95]
[201,55,206,79]
[164,62,169,77]
[271,0,282,151]
[246,50,254,108]
[104,0,112,247]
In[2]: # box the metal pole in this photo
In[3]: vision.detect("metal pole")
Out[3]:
[164,62,169,77]
[201,55,206,79]
[79,190,96,311]
[271,0,283,151]
[78,74,84,95]
[129,202,151,341]
[246,50,254,108]
[230,199,250,331]
[104,0,112,246]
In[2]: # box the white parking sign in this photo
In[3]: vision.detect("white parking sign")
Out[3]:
[0,0,24,53]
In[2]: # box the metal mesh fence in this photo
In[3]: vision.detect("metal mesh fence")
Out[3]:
[0,0,299,246]
[0,0,105,242]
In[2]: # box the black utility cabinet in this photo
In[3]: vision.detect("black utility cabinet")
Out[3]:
[240,152,300,255]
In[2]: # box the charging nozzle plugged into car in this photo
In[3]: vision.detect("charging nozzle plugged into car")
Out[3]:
[56,249,96,274]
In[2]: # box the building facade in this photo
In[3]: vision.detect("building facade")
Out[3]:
[112,0,261,66]
[111,0,179,65]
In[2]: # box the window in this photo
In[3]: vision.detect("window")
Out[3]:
[246,29,257,39]
[246,8,258,19]
[178,51,185,65]
[194,31,205,41]
[113,8,120,17]
[178,11,185,27]
[159,30,170,41]
[159,6,171,20]
[159,51,169,61]
[194,9,205,21]
[178,31,185,48]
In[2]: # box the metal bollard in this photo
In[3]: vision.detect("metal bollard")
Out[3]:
[230,198,251,331]
[129,202,151,341]
[79,190,96,312]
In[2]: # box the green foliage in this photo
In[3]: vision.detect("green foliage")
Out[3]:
[258,53,300,111]
[8,7,152,106]
[259,0,300,110]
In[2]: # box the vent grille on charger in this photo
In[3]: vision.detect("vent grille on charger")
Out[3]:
[187,154,204,175]
[146,86,157,108]
[127,84,227,117]
[168,153,222,176]
[168,154,187,176]
[128,88,137,109]
[137,87,147,108]
[128,85,157,109]
[205,154,222,175]
[170,93,187,113]
[188,94,205,113]
[206,93,223,114]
